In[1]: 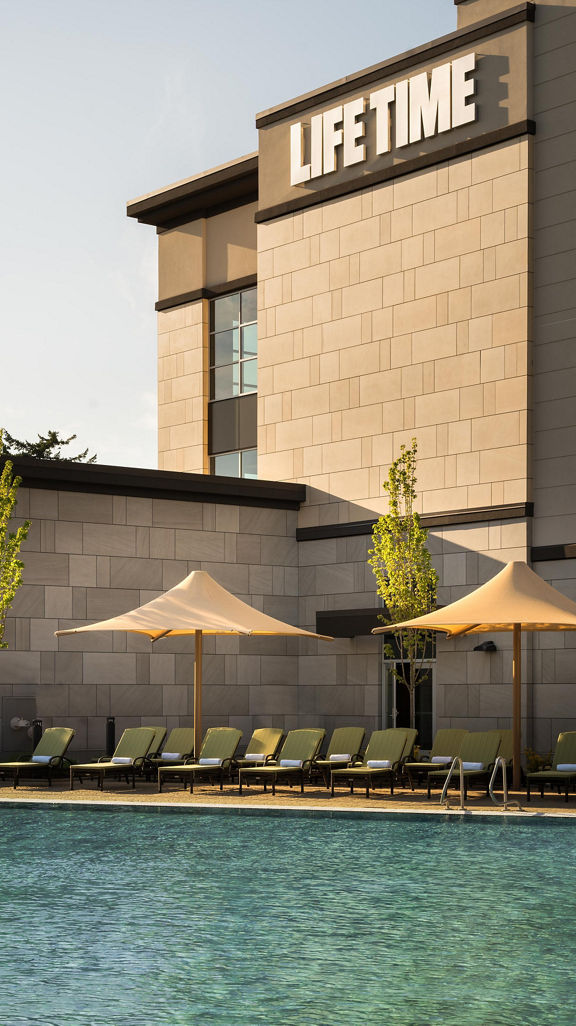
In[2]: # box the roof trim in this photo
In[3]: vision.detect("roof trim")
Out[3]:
[296,502,534,542]
[4,457,306,511]
[256,4,535,128]
[127,154,258,229]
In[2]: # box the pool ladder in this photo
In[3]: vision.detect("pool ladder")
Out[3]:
[440,756,521,811]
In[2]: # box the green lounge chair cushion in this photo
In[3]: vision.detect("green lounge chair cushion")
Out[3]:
[240,729,325,777]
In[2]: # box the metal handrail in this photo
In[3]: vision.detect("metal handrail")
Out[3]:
[440,756,466,811]
[488,756,521,811]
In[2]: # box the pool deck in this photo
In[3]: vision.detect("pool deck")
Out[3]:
[0,779,575,818]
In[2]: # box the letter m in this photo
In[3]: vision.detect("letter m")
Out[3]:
[409,64,451,144]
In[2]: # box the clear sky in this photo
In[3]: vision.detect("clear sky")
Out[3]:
[0,0,457,468]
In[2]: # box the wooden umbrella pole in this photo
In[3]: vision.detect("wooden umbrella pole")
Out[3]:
[512,623,522,791]
[194,629,203,759]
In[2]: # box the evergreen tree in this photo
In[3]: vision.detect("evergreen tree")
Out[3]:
[3,429,96,463]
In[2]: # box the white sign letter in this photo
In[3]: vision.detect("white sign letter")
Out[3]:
[395,79,409,148]
[409,63,451,144]
[290,122,311,186]
[369,85,395,155]
[452,52,476,127]
[343,97,366,167]
[322,106,343,174]
[311,113,324,178]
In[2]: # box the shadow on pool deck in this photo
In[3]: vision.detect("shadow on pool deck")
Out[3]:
[0,779,574,817]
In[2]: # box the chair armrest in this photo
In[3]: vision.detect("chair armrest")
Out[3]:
[97,756,111,763]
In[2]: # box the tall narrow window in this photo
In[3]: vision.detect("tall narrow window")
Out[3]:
[209,287,257,478]
[210,288,257,401]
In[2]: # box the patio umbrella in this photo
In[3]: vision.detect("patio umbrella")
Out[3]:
[55,569,332,756]
[373,560,576,789]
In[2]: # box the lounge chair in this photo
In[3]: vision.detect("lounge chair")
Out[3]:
[330,729,408,798]
[397,727,418,764]
[234,727,284,770]
[526,731,576,803]
[158,727,242,793]
[146,726,168,759]
[312,726,366,787]
[145,727,196,772]
[427,730,501,799]
[403,728,468,789]
[238,729,325,796]
[0,727,75,788]
[70,727,157,790]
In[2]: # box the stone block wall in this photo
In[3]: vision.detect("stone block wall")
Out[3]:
[257,139,532,526]
[0,482,306,761]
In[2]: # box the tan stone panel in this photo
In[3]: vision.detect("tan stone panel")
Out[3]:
[339,217,380,256]
[275,298,314,335]
[275,417,314,451]
[468,315,493,352]
[435,351,480,390]
[460,251,484,288]
[390,206,413,241]
[401,364,423,398]
[329,257,350,290]
[158,222,204,302]
[82,524,137,557]
[456,451,480,486]
[471,277,520,317]
[340,341,379,380]
[341,279,383,317]
[493,171,528,212]
[393,296,437,335]
[448,155,472,192]
[319,228,340,263]
[313,292,332,325]
[471,143,521,185]
[390,334,412,369]
[401,235,424,270]
[321,194,363,232]
[372,307,393,342]
[472,412,521,451]
[495,239,529,278]
[481,211,506,249]
[327,467,371,499]
[435,219,481,261]
[414,389,460,427]
[358,241,402,281]
[258,450,294,480]
[415,257,460,299]
[372,181,394,215]
[479,445,527,484]
[394,169,437,210]
[412,323,457,363]
[291,263,330,301]
[468,181,493,219]
[205,203,257,287]
[341,405,383,440]
[422,485,468,513]
[258,217,294,252]
[494,376,528,413]
[481,347,506,383]
[412,193,458,234]
[448,420,472,454]
[360,368,402,406]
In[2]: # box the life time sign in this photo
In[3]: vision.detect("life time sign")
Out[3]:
[290,53,477,186]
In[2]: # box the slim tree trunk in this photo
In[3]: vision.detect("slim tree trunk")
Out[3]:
[409,661,416,730]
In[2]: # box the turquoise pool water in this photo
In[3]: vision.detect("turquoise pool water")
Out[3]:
[0,807,574,1026]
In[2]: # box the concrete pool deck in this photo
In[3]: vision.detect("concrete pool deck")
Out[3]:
[0,779,575,818]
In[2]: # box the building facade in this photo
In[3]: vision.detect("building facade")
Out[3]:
[1,0,575,759]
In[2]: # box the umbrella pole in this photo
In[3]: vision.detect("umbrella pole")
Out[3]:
[512,623,521,791]
[194,630,202,759]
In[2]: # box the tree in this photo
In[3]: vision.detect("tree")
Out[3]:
[2,429,96,463]
[0,433,31,648]
[368,439,438,730]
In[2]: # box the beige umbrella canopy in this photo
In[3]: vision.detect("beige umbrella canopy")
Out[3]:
[56,569,332,756]
[373,560,576,789]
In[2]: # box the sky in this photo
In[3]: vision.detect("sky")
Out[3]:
[0,0,457,468]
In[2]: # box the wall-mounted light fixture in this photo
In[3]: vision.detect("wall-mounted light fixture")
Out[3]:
[473,640,497,653]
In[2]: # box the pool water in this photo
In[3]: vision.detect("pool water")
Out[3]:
[0,807,574,1026]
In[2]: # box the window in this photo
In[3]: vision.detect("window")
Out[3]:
[210,449,257,479]
[210,288,257,401]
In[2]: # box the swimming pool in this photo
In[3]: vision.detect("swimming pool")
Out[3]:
[0,806,574,1026]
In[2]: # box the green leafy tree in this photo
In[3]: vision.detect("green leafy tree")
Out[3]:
[2,429,96,463]
[368,439,438,730]
[0,433,31,648]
